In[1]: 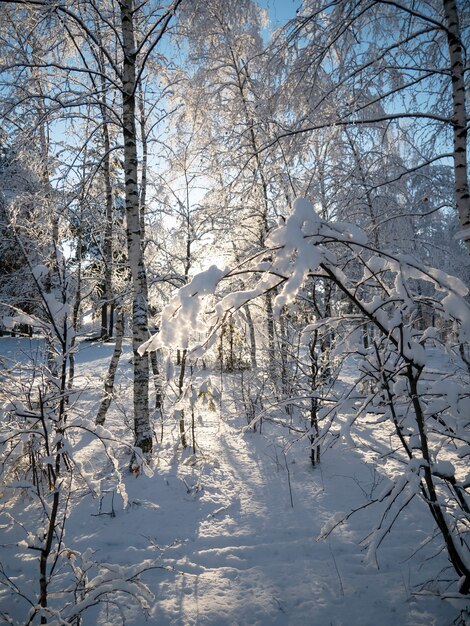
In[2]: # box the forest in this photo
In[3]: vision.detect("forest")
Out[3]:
[0,0,469,624]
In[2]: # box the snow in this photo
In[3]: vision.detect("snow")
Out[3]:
[1,337,468,625]
[441,292,470,341]
[139,264,227,353]
[432,460,455,479]
[455,227,470,243]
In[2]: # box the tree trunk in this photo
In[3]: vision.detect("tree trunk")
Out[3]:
[120,0,152,457]
[266,291,276,376]
[100,112,114,340]
[244,304,257,370]
[408,367,470,593]
[96,309,125,426]
[68,199,84,390]
[96,19,114,340]
[138,80,148,240]
[177,348,188,448]
[443,0,470,252]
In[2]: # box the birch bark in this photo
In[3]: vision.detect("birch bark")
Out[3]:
[443,0,470,252]
[120,0,152,456]
[99,57,114,340]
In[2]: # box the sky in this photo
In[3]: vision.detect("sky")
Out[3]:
[261,0,300,27]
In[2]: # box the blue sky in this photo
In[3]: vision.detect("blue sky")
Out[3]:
[261,0,300,26]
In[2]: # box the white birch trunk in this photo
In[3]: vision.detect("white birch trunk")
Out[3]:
[443,0,470,252]
[100,75,114,339]
[120,0,152,455]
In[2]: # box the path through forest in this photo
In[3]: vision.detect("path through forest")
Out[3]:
[78,354,462,626]
[1,338,466,625]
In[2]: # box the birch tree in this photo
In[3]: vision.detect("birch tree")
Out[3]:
[1,0,184,459]
[275,0,470,252]
[441,0,469,249]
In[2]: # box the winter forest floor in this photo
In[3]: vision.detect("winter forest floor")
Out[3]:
[1,336,469,625]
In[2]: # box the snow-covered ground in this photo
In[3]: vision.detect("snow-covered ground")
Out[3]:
[0,337,469,625]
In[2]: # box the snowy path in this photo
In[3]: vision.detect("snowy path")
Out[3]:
[154,416,330,625]
[2,339,464,625]
[109,407,461,626]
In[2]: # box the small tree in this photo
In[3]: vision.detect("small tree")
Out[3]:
[0,252,154,624]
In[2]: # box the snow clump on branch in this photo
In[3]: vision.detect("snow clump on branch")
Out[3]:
[139,197,470,356]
